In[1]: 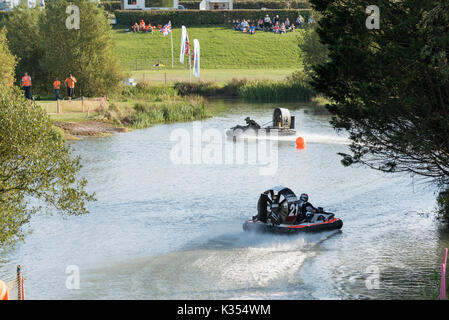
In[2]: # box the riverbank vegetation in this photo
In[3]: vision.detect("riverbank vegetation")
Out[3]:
[100,82,212,129]
[310,0,449,221]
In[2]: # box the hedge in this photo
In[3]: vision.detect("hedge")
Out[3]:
[179,0,311,9]
[103,0,310,11]
[115,9,312,26]
[103,1,121,13]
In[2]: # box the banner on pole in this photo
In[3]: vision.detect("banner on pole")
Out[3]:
[180,25,190,64]
[193,39,200,78]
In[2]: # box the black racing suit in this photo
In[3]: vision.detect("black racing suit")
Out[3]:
[296,201,317,223]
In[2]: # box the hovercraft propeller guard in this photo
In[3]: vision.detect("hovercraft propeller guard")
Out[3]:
[226,108,296,138]
[243,187,343,234]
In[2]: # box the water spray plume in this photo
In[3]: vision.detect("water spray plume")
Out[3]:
[296,137,306,149]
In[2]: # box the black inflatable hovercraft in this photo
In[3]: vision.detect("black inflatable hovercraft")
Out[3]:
[226,108,296,138]
[243,186,343,234]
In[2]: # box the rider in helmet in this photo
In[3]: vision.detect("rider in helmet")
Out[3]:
[244,117,261,129]
[296,193,318,223]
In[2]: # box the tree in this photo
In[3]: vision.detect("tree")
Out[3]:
[0,89,95,251]
[1,4,43,88]
[309,0,449,213]
[0,27,17,88]
[39,0,122,96]
[297,16,329,77]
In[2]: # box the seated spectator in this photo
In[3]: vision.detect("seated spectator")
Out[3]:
[285,18,291,28]
[308,16,314,25]
[145,24,153,33]
[257,18,264,30]
[234,19,240,31]
[296,15,304,28]
[280,22,286,34]
[132,22,139,32]
[249,24,256,35]
[240,19,249,30]
[139,19,145,32]
[274,14,280,25]
[274,21,280,33]
[263,14,272,30]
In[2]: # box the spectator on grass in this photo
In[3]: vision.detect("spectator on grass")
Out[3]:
[280,22,286,34]
[64,73,77,102]
[132,22,139,32]
[273,14,280,25]
[274,21,280,33]
[263,15,272,30]
[249,24,256,35]
[257,18,264,30]
[53,77,61,100]
[285,18,291,28]
[240,19,249,30]
[234,19,240,31]
[139,19,145,31]
[296,15,304,28]
[308,16,314,25]
[21,72,32,100]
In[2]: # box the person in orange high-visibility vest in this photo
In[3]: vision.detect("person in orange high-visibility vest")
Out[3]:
[64,73,77,102]
[21,72,32,100]
[53,77,61,100]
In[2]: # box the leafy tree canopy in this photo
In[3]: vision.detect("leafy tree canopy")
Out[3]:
[309,0,449,193]
[0,89,95,251]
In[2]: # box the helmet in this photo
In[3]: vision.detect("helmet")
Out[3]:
[245,117,250,121]
[299,193,309,202]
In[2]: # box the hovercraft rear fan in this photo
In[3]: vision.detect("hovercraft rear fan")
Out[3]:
[256,187,299,225]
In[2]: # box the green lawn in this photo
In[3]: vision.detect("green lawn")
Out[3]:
[113,26,303,81]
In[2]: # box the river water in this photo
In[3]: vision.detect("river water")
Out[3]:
[1,100,448,300]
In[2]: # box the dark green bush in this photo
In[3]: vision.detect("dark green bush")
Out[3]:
[102,1,121,13]
[114,9,311,26]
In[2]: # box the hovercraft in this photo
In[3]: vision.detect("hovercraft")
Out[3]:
[243,186,343,234]
[226,108,296,138]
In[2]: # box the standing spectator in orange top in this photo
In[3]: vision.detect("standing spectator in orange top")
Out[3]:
[53,77,61,100]
[21,72,32,99]
[64,73,77,102]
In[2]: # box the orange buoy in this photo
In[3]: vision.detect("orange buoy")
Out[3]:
[296,136,306,149]
[0,280,9,300]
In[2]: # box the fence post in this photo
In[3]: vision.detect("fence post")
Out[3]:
[16,265,24,300]
[441,248,448,300]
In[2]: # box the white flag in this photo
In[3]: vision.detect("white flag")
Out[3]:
[193,39,200,78]
[180,25,189,64]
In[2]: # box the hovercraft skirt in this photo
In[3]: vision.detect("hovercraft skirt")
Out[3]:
[243,218,343,234]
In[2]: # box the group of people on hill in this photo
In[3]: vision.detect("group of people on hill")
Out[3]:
[131,19,154,33]
[19,72,77,101]
[232,14,314,34]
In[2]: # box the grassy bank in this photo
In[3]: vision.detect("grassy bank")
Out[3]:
[39,82,213,136]
[113,26,302,72]
[174,70,315,102]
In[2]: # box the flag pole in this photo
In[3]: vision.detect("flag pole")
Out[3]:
[189,53,192,82]
[170,22,174,69]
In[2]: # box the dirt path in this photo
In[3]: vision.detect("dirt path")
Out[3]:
[54,121,128,137]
